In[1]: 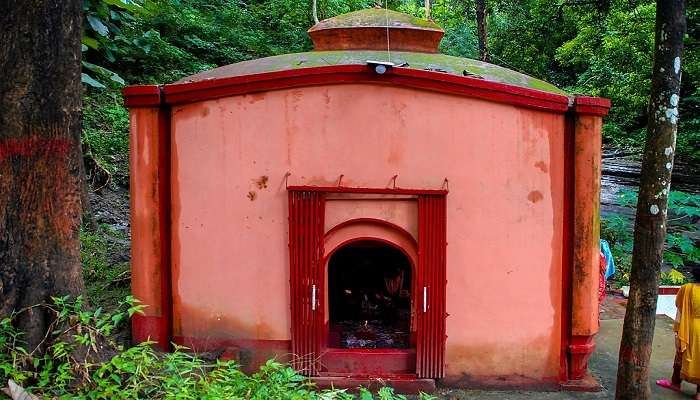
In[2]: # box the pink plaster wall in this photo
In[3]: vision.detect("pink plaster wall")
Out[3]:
[325,197,418,239]
[170,84,565,380]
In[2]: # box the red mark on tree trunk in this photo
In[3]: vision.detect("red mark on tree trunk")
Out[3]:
[0,137,71,160]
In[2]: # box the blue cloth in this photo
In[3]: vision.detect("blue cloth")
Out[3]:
[600,239,615,279]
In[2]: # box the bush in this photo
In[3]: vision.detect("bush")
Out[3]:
[602,189,700,286]
[0,297,432,399]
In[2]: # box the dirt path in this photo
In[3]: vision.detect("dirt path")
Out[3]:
[434,298,688,399]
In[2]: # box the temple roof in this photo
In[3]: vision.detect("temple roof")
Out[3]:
[176,50,567,95]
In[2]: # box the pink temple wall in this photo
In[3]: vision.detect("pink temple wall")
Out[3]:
[169,83,565,382]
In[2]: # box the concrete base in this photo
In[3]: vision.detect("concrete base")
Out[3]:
[561,373,603,392]
[312,376,436,394]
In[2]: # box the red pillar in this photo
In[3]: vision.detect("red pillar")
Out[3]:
[123,85,172,350]
[569,96,610,380]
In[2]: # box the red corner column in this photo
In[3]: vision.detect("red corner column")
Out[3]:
[122,85,172,350]
[568,96,611,382]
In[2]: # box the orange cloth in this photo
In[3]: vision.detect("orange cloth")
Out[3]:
[674,283,700,384]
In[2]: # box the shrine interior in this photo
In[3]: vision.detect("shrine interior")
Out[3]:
[327,240,413,349]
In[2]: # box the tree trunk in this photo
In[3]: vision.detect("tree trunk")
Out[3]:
[615,1,686,399]
[0,1,86,349]
[312,0,319,24]
[475,0,489,62]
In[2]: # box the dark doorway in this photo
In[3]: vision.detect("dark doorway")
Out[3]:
[327,240,412,349]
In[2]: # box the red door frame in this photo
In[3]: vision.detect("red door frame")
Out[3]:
[288,190,326,375]
[416,195,447,379]
[288,186,447,378]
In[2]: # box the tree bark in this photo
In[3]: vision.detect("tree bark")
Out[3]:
[0,1,86,349]
[312,0,319,24]
[475,0,489,62]
[615,1,686,399]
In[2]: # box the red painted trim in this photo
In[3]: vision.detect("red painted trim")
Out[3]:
[158,108,173,352]
[132,315,169,349]
[325,348,413,354]
[122,85,162,107]
[288,185,448,195]
[321,348,416,375]
[145,65,572,112]
[173,336,292,351]
[325,217,418,246]
[321,230,421,375]
[568,335,596,381]
[130,106,172,352]
[442,374,562,391]
[659,286,682,295]
[569,337,596,354]
[574,96,611,116]
[560,111,575,381]
[288,191,325,375]
[415,195,447,379]
[323,236,417,270]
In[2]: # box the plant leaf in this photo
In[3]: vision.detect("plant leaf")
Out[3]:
[87,15,109,36]
[82,36,100,50]
[82,62,125,85]
[81,73,106,88]
[102,0,142,13]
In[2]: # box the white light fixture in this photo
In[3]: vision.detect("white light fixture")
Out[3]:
[366,60,395,74]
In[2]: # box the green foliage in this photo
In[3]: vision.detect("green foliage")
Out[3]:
[82,0,377,85]
[83,89,131,182]
[601,214,634,284]
[0,298,414,399]
[544,0,699,161]
[82,0,146,86]
[601,189,700,286]
[81,224,131,309]
[660,268,688,286]
[0,296,143,395]
[555,3,656,146]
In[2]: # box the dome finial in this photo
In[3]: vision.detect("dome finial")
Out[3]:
[307,9,444,53]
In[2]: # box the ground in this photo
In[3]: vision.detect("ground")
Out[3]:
[434,297,689,399]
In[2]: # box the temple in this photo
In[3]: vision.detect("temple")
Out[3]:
[123,8,610,393]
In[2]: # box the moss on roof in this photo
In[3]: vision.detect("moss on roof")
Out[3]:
[308,8,441,31]
[176,50,568,95]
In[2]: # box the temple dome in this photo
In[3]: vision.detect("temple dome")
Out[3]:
[307,8,444,53]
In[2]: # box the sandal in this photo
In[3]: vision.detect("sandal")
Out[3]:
[656,379,682,393]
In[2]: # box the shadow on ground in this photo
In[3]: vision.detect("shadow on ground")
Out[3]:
[435,298,692,399]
